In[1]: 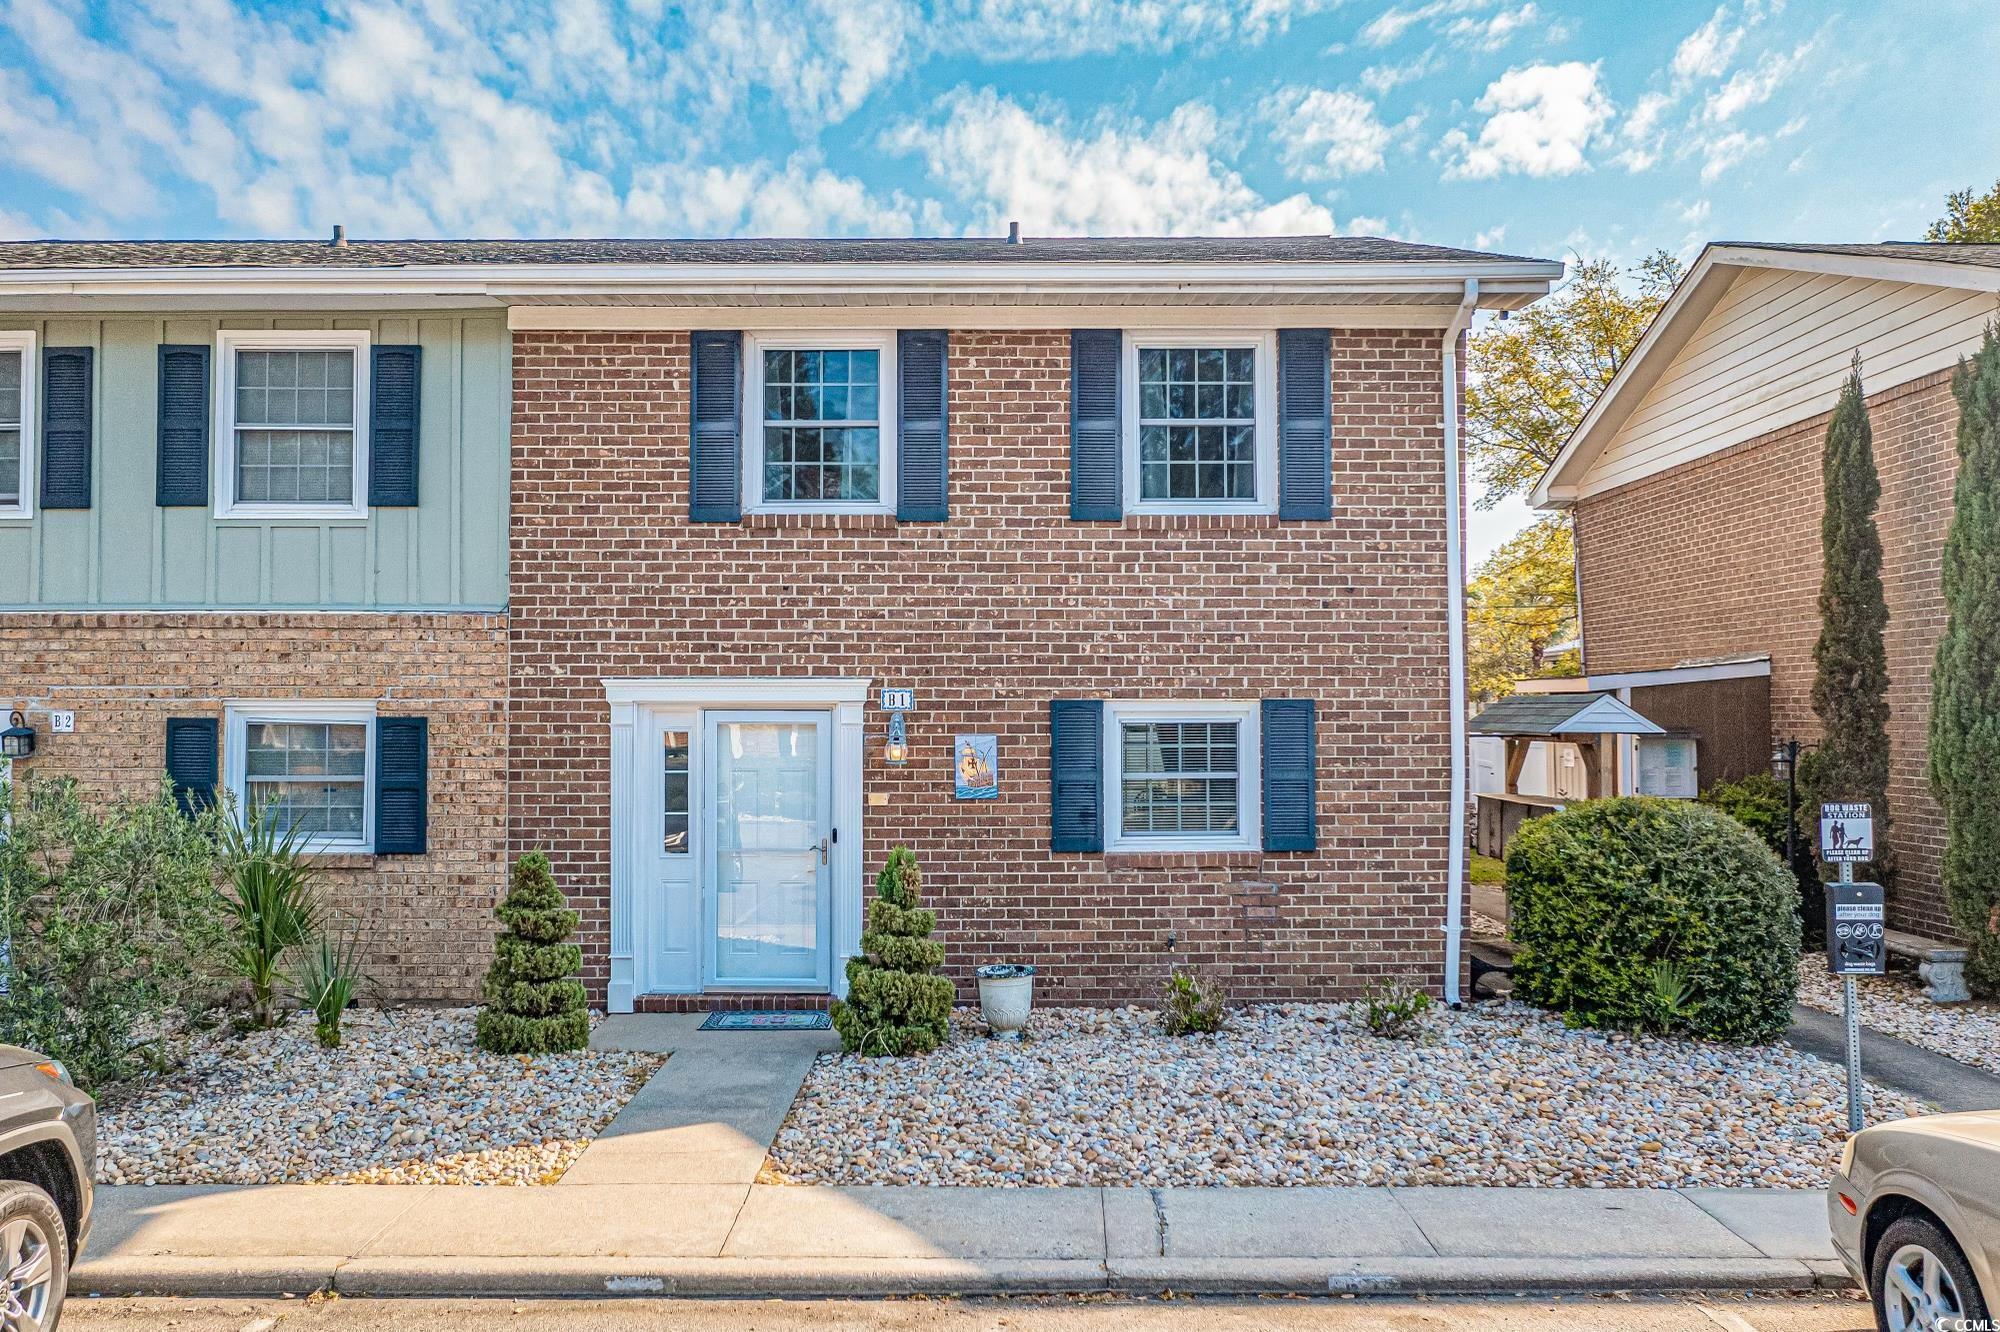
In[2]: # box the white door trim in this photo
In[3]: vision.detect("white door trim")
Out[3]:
[604,677,869,1013]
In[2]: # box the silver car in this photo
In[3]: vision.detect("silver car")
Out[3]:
[1830,1110,1999,1331]
[0,1046,95,1331]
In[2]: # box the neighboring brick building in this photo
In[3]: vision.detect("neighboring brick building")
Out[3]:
[0,236,1561,1006]
[1535,242,2000,941]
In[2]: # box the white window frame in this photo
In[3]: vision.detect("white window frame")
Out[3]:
[0,329,37,520]
[213,328,372,521]
[742,330,898,516]
[223,700,377,853]
[1121,330,1278,515]
[1103,699,1261,854]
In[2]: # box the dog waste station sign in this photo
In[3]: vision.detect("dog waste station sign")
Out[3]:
[1819,802,1881,1134]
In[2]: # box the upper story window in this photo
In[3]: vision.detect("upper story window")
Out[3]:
[0,331,34,518]
[1122,332,1276,514]
[744,333,897,514]
[223,701,376,853]
[216,329,371,520]
[1102,700,1260,853]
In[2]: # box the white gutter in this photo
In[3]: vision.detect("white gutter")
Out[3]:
[1441,278,1478,1007]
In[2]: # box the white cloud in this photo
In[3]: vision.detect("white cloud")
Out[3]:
[1474,224,1507,248]
[627,157,934,236]
[1696,130,1759,183]
[1443,3,1550,52]
[1361,0,1544,49]
[1670,7,1744,83]
[1441,61,1613,179]
[937,0,1343,60]
[1618,2,1816,181]
[1704,41,1814,122]
[1361,0,1485,47]
[886,89,1334,235]
[1360,49,1445,94]
[1264,87,1395,179]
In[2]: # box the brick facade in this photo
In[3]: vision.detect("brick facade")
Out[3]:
[0,613,509,999]
[1574,369,1959,937]
[511,329,1459,1007]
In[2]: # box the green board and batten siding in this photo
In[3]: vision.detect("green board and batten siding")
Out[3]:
[0,312,508,611]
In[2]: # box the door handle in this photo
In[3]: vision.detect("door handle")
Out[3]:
[818,837,830,865]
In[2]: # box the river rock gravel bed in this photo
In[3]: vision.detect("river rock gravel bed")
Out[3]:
[1797,955,2000,1076]
[768,1000,1923,1189]
[97,1008,664,1186]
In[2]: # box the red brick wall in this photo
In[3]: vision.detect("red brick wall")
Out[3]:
[0,613,509,999]
[1575,369,1959,936]
[511,329,1460,1006]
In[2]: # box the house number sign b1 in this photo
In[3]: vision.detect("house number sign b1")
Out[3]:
[879,688,915,712]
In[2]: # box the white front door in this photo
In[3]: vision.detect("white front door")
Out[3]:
[704,710,832,989]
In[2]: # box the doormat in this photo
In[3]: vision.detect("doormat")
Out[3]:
[697,1010,832,1031]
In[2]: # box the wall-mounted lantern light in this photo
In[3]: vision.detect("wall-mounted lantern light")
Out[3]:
[885,711,909,766]
[1,711,35,760]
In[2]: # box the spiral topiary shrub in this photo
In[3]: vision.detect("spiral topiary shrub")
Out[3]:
[1506,797,1801,1043]
[474,851,589,1054]
[830,846,953,1055]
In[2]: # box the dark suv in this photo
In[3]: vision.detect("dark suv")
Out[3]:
[0,1046,94,1331]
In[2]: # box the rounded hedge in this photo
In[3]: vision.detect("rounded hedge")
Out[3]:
[1506,797,1802,1043]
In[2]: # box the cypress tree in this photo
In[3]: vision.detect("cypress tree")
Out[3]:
[1930,326,2000,995]
[475,851,590,1053]
[830,846,953,1056]
[1798,357,1894,904]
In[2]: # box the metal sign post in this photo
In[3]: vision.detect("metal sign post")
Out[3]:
[1821,802,1883,1136]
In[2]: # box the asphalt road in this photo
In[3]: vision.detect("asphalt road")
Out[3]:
[62,1294,1877,1331]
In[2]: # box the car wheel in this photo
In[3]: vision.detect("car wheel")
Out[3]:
[1872,1214,1989,1332]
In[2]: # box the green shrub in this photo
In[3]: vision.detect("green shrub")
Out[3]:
[1697,773,1787,853]
[831,847,953,1055]
[0,775,232,1089]
[475,852,588,1054]
[1360,981,1432,1040]
[1161,967,1227,1035]
[296,926,367,1048]
[1506,797,1801,1043]
[217,798,328,1028]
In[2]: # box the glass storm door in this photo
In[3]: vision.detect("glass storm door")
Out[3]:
[705,711,832,988]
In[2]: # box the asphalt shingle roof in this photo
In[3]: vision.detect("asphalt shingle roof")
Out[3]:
[0,235,1556,270]
[1723,241,2000,271]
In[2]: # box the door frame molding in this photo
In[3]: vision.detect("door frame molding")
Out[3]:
[603,677,870,1013]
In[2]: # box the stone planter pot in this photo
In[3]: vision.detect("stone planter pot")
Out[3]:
[976,964,1036,1040]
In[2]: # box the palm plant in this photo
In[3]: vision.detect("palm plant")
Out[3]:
[217,797,325,1028]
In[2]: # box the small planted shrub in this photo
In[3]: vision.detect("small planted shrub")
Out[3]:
[1696,773,1787,854]
[0,775,233,1089]
[475,852,589,1054]
[1361,981,1433,1040]
[297,927,367,1049]
[831,846,953,1056]
[218,798,327,1028]
[1507,797,1801,1043]
[1161,967,1227,1036]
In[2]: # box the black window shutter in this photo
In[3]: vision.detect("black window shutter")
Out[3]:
[375,716,428,855]
[369,344,422,506]
[689,331,742,522]
[156,344,210,506]
[165,716,219,816]
[897,329,949,522]
[1049,699,1104,852]
[1277,329,1333,521]
[1261,698,1317,852]
[40,346,93,510]
[1069,330,1122,521]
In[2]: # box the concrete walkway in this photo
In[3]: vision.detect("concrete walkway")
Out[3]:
[1785,1004,2000,1112]
[73,1183,1845,1298]
[560,1014,838,1186]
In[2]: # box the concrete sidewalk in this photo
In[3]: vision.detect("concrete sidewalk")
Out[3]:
[74,1183,1847,1298]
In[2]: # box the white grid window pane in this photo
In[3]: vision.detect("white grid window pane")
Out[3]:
[235,349,356,505]
[0,351,19,505]
[1120,721,1241,836]
[663,730,690,854]
[761,348,881,502]
[1137,346,1256,502]
[243,721,367,839]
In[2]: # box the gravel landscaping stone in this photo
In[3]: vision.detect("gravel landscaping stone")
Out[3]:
[98,1008,664,1186]
[1798,955,2000,1077]
[768,1000,1924,1189]
[1467,911,1509,938]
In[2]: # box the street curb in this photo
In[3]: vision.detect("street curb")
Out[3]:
[76,1255,1858,1299]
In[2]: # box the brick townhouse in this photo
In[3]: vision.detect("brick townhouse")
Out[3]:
[0,235,1560,1009]
[1534,242,2000,943]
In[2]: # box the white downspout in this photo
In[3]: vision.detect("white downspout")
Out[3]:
[1441,278,1478,1007]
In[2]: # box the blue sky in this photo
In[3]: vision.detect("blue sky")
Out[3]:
[4,0,1998,554]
